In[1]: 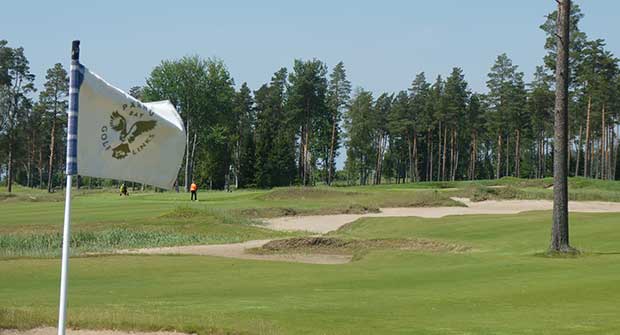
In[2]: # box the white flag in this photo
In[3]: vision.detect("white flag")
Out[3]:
[76,67,186,189]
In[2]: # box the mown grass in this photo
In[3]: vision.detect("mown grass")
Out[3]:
[2,211,620,334]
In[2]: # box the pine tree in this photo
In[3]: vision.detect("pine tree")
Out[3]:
[233,83,256,188]
[326,62,351,185]
[550,0,572,253]
[443,68,469,180]
[39,63,68,192]
[408,73,430,182]
[344,89,375,185]
[528,66,555,178]
[254,68,296,187]
[287,59,329,185]
[486,53,523,179]
[0,44,35,192]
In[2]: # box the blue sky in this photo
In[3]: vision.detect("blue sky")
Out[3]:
[2,1,618,95]
[2,1,619,168]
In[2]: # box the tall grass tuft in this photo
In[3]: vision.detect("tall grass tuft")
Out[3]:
[0,229,246,258]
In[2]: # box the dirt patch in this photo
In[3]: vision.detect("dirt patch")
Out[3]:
[0,328,189,335]
[250,237,471,255]
[116,239,351,265]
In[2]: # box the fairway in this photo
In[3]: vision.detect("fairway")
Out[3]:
[2,180,620,334]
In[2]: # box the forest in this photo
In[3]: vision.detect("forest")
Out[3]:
[1,5,619,192]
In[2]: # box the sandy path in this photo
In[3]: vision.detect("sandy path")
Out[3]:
[0,328,189,335]
[117,239,351,264]
[263,197,620,234]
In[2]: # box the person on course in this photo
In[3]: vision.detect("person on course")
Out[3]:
[190,181,198,201]
[120,183,129,196]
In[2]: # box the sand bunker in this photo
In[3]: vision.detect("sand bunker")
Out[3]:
[263,197,620,233]
[117,239,351,265]
[113,197,620,264]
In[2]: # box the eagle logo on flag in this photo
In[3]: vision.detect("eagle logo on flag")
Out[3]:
[109,109,157,159]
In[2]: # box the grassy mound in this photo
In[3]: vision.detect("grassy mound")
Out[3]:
[463,184,527,202]
[239,203,380,218]
[250,236,471,257]
[260,187,360,200]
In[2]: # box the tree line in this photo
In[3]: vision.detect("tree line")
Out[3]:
[1,4,619,192]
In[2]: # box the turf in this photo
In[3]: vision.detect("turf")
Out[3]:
[2,178,620,334]
[2,211,620,334]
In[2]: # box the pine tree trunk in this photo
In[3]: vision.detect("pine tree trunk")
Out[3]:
[608,126,615,180]
[453,148,459,181]
[601,105,606,179]
[47,118,57,193]
[7,143,13,192]
[189,132,197,185]
[575,124,582,177]
[505,133,510,177]
[468,133,476,180]
[451,129,457,181]
[407,132,413,183]
[426,130,432,181]
[514,129,521,178]
[568,130,572,176]
[437,123,442,181]
[591,139,597,179]
[376,133,382,185]
[496,132,502,179]
[412,133,419,182]
[38,146,44,189]
[536,137,540,178]
[448,129,454,181]
[429,133,434,182]
[184,117,191,192]
[614,125,619,179]
[550,0,571,253]
[327,116,338,185]
[442,126,447,181]
[26,140,32,188]
[584,95,592,178]
[303,124,310,186]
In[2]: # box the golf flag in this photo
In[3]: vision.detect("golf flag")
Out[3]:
[68,64,186,189]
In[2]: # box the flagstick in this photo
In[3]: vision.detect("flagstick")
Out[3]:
[57,174,72,335]
[58,40,80,335]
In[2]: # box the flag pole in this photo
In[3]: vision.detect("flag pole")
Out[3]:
[58,40,80,335]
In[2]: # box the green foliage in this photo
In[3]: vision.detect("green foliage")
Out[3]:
[254,68,296,188]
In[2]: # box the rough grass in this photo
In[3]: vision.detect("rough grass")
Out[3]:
[0,204,299,258]
[459,184,527,202]
[248,236,471,259]
[0,229,219,257]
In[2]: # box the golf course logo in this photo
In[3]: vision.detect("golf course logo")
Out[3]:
[100,102,157,159]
